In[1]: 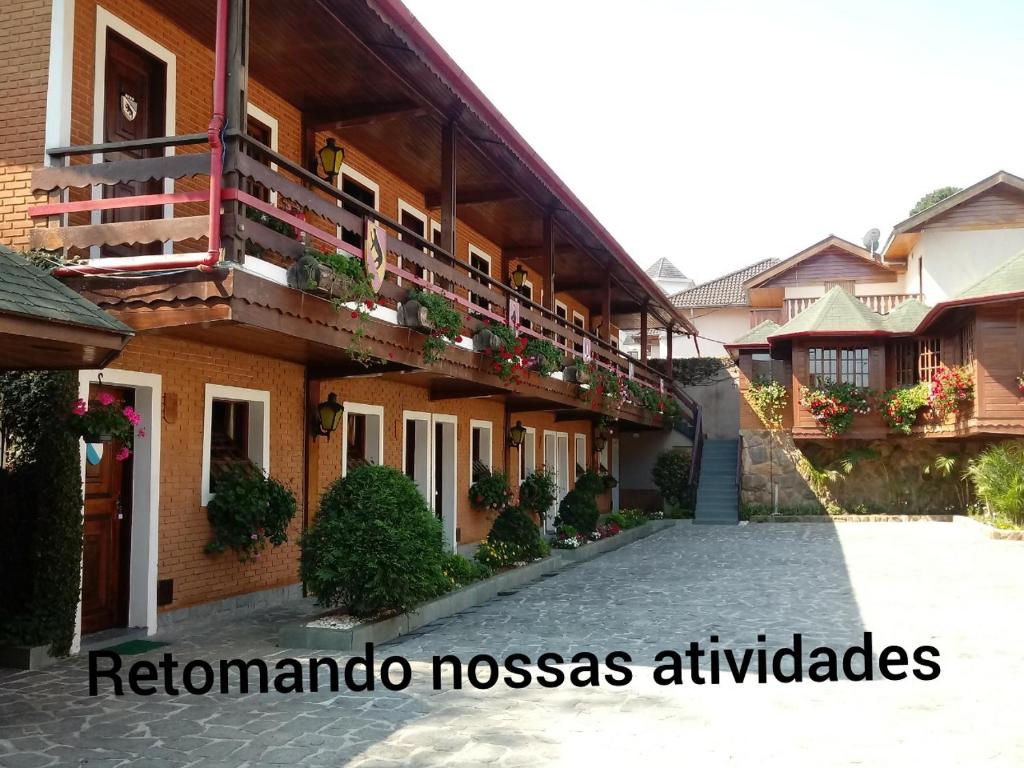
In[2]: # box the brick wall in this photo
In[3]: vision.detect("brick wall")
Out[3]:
[0,0,51,250]
[110,335,306,612]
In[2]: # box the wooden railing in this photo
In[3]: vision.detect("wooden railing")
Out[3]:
[785,292,922,319]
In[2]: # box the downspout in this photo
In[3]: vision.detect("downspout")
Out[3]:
[54,0,229,277]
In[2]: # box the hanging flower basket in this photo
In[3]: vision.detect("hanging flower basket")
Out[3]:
[67,393,142,462]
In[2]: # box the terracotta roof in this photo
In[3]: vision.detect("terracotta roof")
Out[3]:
[645,257,690,282]
[669,258,779,308]
[0,247,133,334]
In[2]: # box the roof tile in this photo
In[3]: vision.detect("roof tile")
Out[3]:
[669,258,779,307]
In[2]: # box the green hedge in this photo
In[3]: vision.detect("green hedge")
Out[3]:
[0,371,83,656]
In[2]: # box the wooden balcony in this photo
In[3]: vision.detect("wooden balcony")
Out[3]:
[28,133,699,430]
[785,293,922,320]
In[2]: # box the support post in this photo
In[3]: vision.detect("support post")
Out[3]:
[440,120,457,256]
[666,323,674,368]
[304,377,320,539]
[542,212,555,313]
[221,0,249,263]
[640,302,648,364]
[601,270,612,343]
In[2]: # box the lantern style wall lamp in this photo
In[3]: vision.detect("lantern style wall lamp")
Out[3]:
[593,420,610,453]
[508,420,527,448]
[318,138,345,183]
[315,393,344,440]
[510,263,528,290]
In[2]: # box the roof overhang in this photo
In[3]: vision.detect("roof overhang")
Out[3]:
[745,235,892,290]
[0,312,132,369]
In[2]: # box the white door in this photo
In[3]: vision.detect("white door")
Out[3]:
[403,411,458,551]
[543,430,569,531]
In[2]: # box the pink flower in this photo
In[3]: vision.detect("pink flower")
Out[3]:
[137,428,146,438]
[122,406,141,426]
[98,392,115,406]
[115,446,131,462]
[251,533,259,540]
[72,399,87,416]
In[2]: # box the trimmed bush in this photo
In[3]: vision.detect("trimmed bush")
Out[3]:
[573,470,606,499]
[555,489,599,533]
[0,371,83,656]
[205,463,297,562]
[652,449,692,508]
[300,465,446,616]
[441,553,492,589]
[488,506,547,560]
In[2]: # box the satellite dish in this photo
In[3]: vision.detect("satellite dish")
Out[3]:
[862,227,881,255]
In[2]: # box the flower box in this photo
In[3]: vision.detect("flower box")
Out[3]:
[563,364,591,385]
[397,299,434,332]
[472,327,503,353]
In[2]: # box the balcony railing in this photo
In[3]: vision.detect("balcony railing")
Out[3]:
[29,132,693,418]
[785,292,922,320]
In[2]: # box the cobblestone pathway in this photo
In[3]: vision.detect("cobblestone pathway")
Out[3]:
[2,521,1023,767]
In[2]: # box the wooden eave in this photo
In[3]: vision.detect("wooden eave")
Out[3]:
[0,313,131,370]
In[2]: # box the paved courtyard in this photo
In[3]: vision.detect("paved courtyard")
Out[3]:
[2,521,1024,767]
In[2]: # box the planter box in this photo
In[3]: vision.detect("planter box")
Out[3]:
[472,328,504,353]
[279,519,681,651]
[0,643,59,670]
[563,365,590,385]
[396,299,434,332]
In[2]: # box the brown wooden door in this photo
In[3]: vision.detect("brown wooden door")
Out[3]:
[81,385,134,634]
[102,30,167,257]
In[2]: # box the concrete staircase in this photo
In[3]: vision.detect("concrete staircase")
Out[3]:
[694,439,739,525]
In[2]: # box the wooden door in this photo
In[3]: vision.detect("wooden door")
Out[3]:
[81,385,134,634]
[102,30,167,257]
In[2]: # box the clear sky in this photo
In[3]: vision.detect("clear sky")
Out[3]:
[402,0,1024,284]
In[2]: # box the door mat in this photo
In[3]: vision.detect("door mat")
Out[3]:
[100,639,169,655]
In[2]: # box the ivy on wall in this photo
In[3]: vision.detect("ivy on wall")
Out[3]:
[651,357,734,386]
[0,371,83,656]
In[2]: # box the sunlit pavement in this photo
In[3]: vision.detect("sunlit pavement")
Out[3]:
[2,521,1023,767]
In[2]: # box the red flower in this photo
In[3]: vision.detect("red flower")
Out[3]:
[350,311,359,319]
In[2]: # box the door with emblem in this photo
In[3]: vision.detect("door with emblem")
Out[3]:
[102,30,167,257]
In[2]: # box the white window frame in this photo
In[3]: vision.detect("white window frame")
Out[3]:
[246,103,278,204]
[572,310,586,353]
[574,432,587,479]
[518,425,537,486]
[397,199,429,285]
[467,244,493,308]
[336,164,380,254]
[201,384,270,506]
[543,430,570,532]
[91,7,178,257]
[470,419,494,478]
[341,401,384,477]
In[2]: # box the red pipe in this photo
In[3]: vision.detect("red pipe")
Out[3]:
[54,0,229,278]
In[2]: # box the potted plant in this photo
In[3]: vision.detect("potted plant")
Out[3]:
[401,290,464,363]
[799,381,873,438]
[879,382,930,435]
[205,463,297,562]
[563,357,592,385]
[67,393,140,461]
[469,468,513,511]
[521,337,562,377]
[929,364,974,420]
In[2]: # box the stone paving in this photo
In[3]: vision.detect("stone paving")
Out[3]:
[2,521,1024,766]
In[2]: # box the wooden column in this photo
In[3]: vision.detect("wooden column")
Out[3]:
[304,377,320,536]
[601,271,612,343]
[440,120,457,256]
[640,302,648,364]
[542,212,555,312]
[222,0,249,263]
[666,323,674,367]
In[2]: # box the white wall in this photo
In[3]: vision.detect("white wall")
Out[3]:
[912,228,1024,305]
[674,306,750,358]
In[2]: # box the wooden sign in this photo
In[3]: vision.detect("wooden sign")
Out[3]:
[364,221,387,294]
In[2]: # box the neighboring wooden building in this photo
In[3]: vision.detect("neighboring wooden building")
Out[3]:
[2,0,701,646]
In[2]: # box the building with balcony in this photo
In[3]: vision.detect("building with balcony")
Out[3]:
[729,172,1024,511]
[2,0,700,644]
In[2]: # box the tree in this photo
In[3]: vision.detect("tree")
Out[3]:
[909,186,962,217]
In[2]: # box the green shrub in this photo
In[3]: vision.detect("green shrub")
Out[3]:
[0,371,83,656]
[555,489,599,533]
[617,508,650,528]
[300,465,446,616]
[574,470,606,499]
[487,506,546,561]
[652,449,692,507]
[205,464,297,561]
[745,376,788,429]
[966,442,1024,524]
[441,553,492,589]
[605,511,630,529]
[469,468,512,510]
[519,469,557,521]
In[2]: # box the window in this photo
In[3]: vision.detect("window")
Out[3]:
[958,323,975,366]
[555,301,568,351]
[341,402,383,476]
[572,311,585,354]
[468,246,491,311]
[245,114,273,203]
[201,384,269,504]
[470,420,493,481]
[518,426,536,485]
[808,348,837,387]
[919,338,942,382]
[518,279,533,330]
[808,347,869,387]
[339,170,378,250]
[895,341,918,386]
[840,348,869,387]
[751,352,777,383]
[398,199,428,282]
[574,433,587,479]
[597,436,609,474]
